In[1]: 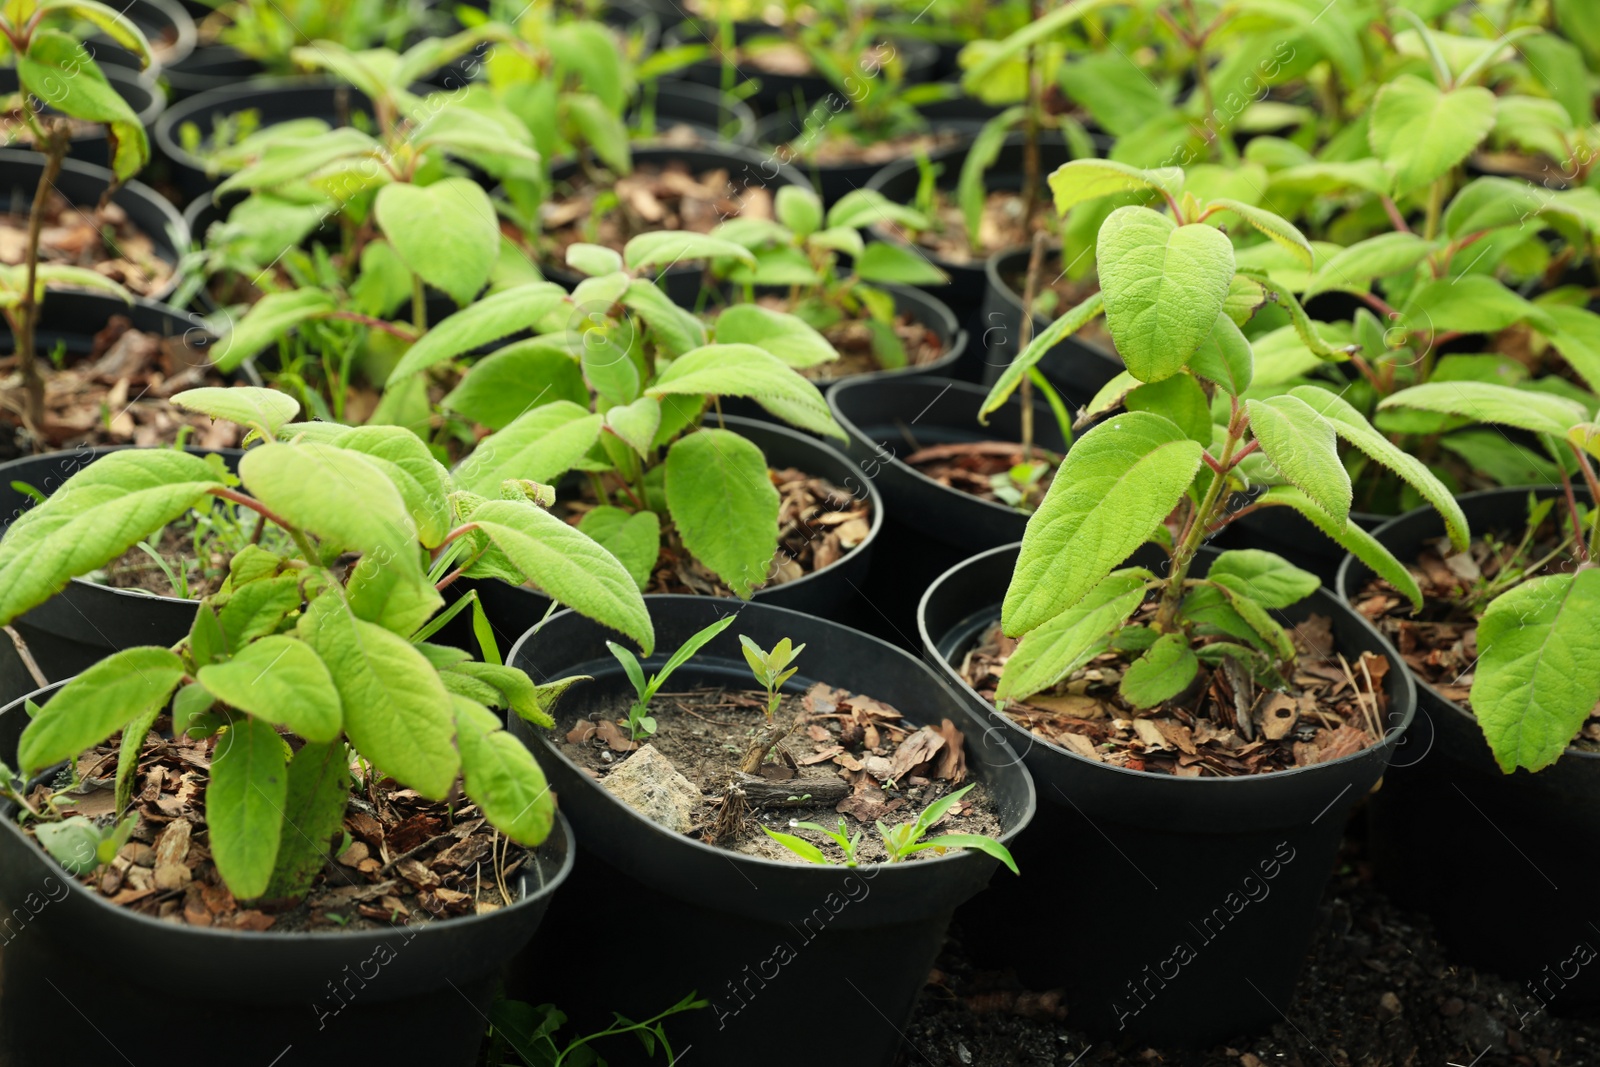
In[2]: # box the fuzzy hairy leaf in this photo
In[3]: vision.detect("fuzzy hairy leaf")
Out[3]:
[207,714,288,899]
[1369,75,1496,197]
[713,305,838,369]
[454,697,555,846]
[998,569,1151,702]
[1257,486,1423,609]
[386,283,570,383]
[1304,233,1436,299]
[1206,549,1319,610]
[17,648,184,776]
[1186,314,1253,396]
[1378,381,1587,438]
[979,293,1105,422]
[664,429,779,600]
[171,387,300,436]
[197,636,343,743]
[1119,633,1199,708]
[577,506,660,590]
[453,401,605,494]
[1247,395,1352,526]
[240,442,417,563]
[1046,158,1184,214]
[1209,199,1313,268]
[263,739,351,899]
[648,344,842,439]
[376,179,499,306]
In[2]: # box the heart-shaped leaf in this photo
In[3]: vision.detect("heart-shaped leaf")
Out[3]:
[375,178,500,306]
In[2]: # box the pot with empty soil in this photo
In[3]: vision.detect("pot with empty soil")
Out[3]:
[919,542,1415,1045]
[505,594,1035,1067]
[1337,485,1600,1013]
[825,375,1067,649]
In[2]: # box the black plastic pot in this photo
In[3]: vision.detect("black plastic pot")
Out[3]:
[504,595,1036,1067]
[752,93,989,206]
[0,444,240,686]
[88,0,198,76]
[663,22,939,115]
[979,243,1122,407]
[163,44,267,102]
[634,78,757,147]
[825,375,1065,650]
[1335,486,1600,1012]
[541,143,809,309]
[0,683,573,1067]
[469,414,883,654]
[155,76,379,201]
[919,543,1416,1046]
[0,66,164,174]
[431,0,662,91]
[0,150,188,303]
[865,135,1087,373]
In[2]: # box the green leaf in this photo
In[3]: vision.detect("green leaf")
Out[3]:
[213,289,335,372]
[1097,206,1236,383]
[197,636,343,743]
[714,305,838,369]
[853,243,948,285]
[664,429,779,599]
[604,396,661,457]
[997,569,1150,702]
[468,499,655,654]
[441,340,588,430]
[624,231,755,272]
[622,279,708,357]
[449,662,576,729]
[978,293,1105,422]
[648,344,842,440]
[217,126,382,196]
[19,31,147,180]
[263,738,351,900]
[218,574,303,653]
[1119,633,1199,708]
[454,697,555,846]
[0,452,224,626]
[578,506,660,590]
[1046,158,1184,214]
[1125,373,1211,444]
[1536,304,1600,394]
[170,387,300,437]
[1287,385,1470,550]
[115,703,160,816]
[1003,412,1203,635]
[566,243,624,277]
[240,442,416,563]
[1444,177,1550,239]
[1368,75,1497,197]
[1209,200,1313,268]
[1378,381,1587,438]
[454,401,604,494]
[1213,582,1295,661]
[762,825,830,864]
[39,0,154,60]
[1206,549,1319,609]
[332,425,453,549]
[300,594,458,799]
[208,715,288,900]
[957,107,1026,248]
[170,682,217,740]
[825,188,933,232]
[386,282,570,383]
[1187,314,1253,396]
[1256,486,1423,609]
[1246,395,1352,526]
[959,0,1120,86]
[916,832,1019,874]
[775,185,823,237]
[1400,276,1550,336]
[35,817,103,876]
[1304,233,1436,299]
[1473,570,1600,773]
[375,178,499,307]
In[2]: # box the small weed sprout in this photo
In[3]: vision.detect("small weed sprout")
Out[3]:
[608,616,738,741]
[763,786,1017,873]
[739,635,805,721]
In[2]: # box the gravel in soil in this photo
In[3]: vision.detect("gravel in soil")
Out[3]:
[556,681,1003,865]
[901,831,1600,1066]
[30,722,526,932]
[0,193,172,297]
[959,609,1389,777]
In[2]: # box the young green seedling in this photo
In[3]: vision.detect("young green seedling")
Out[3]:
[761,816,861,867]
[763,786,1017,872]
[739,635,806,721]
[609,616,739,741]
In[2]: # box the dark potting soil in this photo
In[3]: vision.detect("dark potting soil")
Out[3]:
[555,681,1003,865]
[27,721,527,932]
[899,830,1600,1066]
[959,610,1388,777]
[1002,257,1114,350]
[561,465,872,596]
[94,517,232,600]
[905,440,1060,508]
[0,193,172,297]
[883,188,1029,265]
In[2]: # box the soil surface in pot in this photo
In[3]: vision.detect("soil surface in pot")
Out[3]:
[884,189,1033,265]
[902,830,1596,1066]
[959,607,1390,776]
[0,192,173,297]
[559,465,871,596]
[778,125,963,166]
[905,441,1060,508]
[1000,255,1113,349]
[718,296,945,380]
[1349,527,1599,752]
[25,720,528,931]
[85,499,296,599]
[540,162,774,265]
[556,679,1002,864]
[1,316,242,459]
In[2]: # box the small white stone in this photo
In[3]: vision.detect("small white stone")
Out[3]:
[601,744,701,833]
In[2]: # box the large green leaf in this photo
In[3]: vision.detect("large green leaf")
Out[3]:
[1047,158,1184,214]
[217,573,303,653]
[1444,177,1550,239]
[440,340,588,429]
[578,506,660,590]
[454,698,555,846]
[648,344,842,439]
[1400,276,1550,336]
[332,425,453,548]
[1368,75,1496,197]
[208,715,288,900]
[713,305,839,369]
[997,569,1150,702]
[17,648,185,776]
[1209,200,1313,268]
[622,279,707,357]
[18,31,148,180]
[170,387,300,437]
[1378,381,1587,438]
[1205,549,1319,609]
[453,401,604,493]
[1246,395,1352,526]
[1473,570,1600,773]
[0,452,224,624]
[1255,486,1423,609]
[1096,206,1236,383]
[1003,412,1203,635]
[467,499,655,654]
[386,282,570,382]
[1120,633,1200,708]
[375,178,499,307]
[1186,314,1253,396]
[1287,386,1470,550]
[240,442,417,563]
[263,739,351,900]
[664,429,779,599]
[1304,233,1436,299]
[197,636,343,743]
[300,595,458,799]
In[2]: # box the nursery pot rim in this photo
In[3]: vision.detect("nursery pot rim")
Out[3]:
[91,0,199,73]
[920,540,1419,786]
[153,74,376,177]
[509,593,1037,875]
[1334,484,1600,765]
[983,241,1115,359]
[0,681,578,943]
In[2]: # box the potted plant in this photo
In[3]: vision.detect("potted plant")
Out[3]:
[1337,379,1600,1011]
[394,234,883,641]
[0,385,652,1064]
[503,594,1034,1067]
[915,157,1463,1044]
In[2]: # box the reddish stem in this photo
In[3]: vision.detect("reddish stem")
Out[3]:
[208,487,290,529]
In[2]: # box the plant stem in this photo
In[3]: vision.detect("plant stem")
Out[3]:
[412,274,428,333]
[1155,409,1242,631]
[1571,444,1600,562]
[16,120,68,433]
[1017,231,1049,461]
[1020,0,1044,230]
[1423,177,1446,241]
